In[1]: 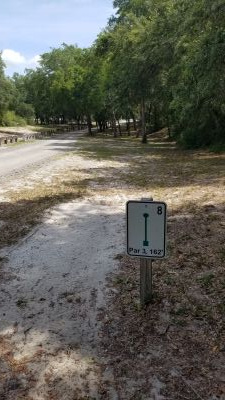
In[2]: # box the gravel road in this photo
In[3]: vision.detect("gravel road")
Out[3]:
[0,131,82,177]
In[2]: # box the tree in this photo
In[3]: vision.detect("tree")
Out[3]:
[15,0,225,148]
[9,73,35,123]
[0,54,13,124]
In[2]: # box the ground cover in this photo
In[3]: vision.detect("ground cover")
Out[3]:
[76,132,225,399]
[0,130,224,399]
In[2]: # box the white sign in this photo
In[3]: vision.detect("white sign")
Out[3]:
[126,200,167,259]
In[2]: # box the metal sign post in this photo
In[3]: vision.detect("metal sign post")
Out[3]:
[126,198,167,306]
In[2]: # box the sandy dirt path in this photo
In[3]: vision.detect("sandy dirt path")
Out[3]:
[0,136,126,399]
[0,199,124,399]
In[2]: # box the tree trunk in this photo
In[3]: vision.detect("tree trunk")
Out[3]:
[148,104,152,133]
[87,114,92,135]
[167,116,171,139]
[112,112,117,137]
[131,112,137,131]
[117,120,122,136]
[112,121,117,137]
[126,119,130,136]
[97,120,103,132]
[141,98,147,143]
[153,106,159,132]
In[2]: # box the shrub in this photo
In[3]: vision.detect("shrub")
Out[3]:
[2,110,27,126]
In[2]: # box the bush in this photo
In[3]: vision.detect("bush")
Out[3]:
[178,129,204,149]
[179,125,225,149]
[16,103,35,124]
[1,111,27,126]
[209,143,225,154]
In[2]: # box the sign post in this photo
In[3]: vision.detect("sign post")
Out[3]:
[126,198,167,306]
[140,257,153,305]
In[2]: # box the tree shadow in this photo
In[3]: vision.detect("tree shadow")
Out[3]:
[0,192,81,250]
[75,135,225,189]
[42,133,83,152]
[67,156,224,189]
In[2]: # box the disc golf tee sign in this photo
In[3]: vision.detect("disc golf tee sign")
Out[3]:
[126,200,167,259]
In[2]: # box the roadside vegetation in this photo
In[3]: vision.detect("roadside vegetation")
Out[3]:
[0,0,224,148]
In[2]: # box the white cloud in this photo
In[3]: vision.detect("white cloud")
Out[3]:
[2,49,41,75]
[2,49,26,65]
[28,54,41,66]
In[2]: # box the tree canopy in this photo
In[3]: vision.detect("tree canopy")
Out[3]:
[0,0,224,147]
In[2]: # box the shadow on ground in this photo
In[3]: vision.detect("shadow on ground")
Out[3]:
[76,135,225,190]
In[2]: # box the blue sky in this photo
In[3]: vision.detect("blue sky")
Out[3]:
[0,0,114,76]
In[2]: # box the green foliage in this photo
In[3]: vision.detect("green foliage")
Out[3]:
[1,110,27,126]
[1,0,223,148]
[0,53,14,124]
[0,58,35,126]
[16,103,35,123]
[209,143,225,154]
[167,0,225,147]
[10,73,35,123]
[107,0,225,147]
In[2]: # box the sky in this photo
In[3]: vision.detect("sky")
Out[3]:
[0,0,114,76]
